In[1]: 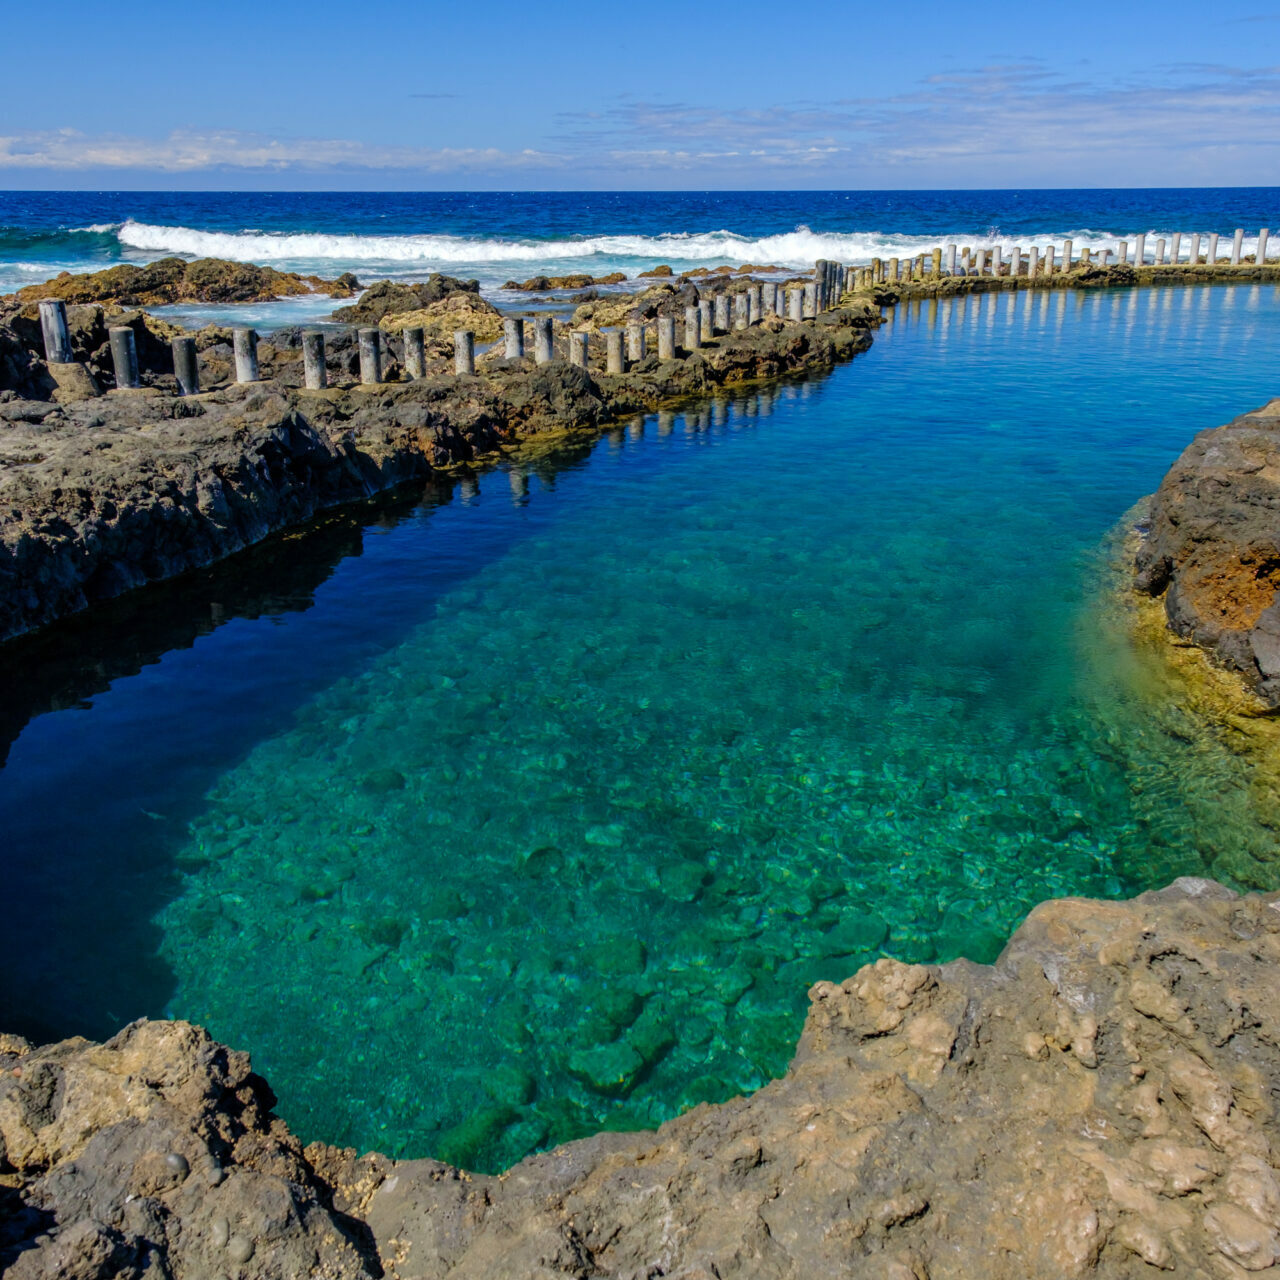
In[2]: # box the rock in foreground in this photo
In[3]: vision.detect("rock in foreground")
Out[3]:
[4,879,1280,1278]
[1136,398,1280,704]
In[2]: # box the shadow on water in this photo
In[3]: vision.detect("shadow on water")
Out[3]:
[0,395,771,1046]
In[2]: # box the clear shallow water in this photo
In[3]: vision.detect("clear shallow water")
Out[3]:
[4,283,1280,1173]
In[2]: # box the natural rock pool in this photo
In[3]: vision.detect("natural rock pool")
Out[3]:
[4,283,1280,1172]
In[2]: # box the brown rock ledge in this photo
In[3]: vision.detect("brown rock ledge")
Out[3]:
[1135,398,1280,706]
[3,879,1279,1278]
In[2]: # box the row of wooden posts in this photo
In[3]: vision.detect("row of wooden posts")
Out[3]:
[860,228,1274,286]
[33,230,1273,393]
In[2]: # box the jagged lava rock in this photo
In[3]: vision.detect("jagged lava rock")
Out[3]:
[1136,398,1280,705]
[5,880,1280,1277]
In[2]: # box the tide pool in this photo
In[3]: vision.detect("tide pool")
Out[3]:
[3,283,1280,1173]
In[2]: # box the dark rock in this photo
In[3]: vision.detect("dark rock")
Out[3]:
[1135,398,1280,704]
[331,275,480,325]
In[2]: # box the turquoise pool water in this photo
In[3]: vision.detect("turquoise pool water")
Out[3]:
[4,283,1280,1172]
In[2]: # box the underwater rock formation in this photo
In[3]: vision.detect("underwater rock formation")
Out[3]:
[1136,398,1280,706]
[3,879,1279,1278]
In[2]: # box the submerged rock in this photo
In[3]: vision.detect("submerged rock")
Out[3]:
[4,881,1280,1277]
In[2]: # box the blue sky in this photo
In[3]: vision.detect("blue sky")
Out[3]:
[2,0,1278,188]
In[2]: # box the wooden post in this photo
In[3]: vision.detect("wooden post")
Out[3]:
[931,247,942,276]
[788,287,803,321]
[606,330,624,373]
[303,331,327,389]
[172,336,199,395]
[38,299,72,363]
[233,328,259,383]
[888,257,900,283]
[358,328,382,384]
[404,327,426,378]
[454,330,475,375]
[733,293,749,330]
[657,315,676,358]
[108,326,139,389]
[802,282,817,318]
[626,320,645,362]
[535,316,554,364]
[503,317,524,359]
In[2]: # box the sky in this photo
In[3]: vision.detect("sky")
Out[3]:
[2,0,1278,189]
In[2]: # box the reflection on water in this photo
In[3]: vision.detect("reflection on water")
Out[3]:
[3,284,1280,1172]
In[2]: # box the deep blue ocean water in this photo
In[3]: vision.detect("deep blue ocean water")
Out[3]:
[1,187,1277,321]
[3,226,1280,1169]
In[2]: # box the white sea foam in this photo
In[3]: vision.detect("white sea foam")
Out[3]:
[71,223,123,234]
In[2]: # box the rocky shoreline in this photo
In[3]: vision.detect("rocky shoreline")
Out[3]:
[4,878,1280,1279]
[1135,398,1280,707]
[0,270,877,644]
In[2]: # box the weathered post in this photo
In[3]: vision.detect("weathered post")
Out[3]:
[1231,228,1244,265]
[503,317,524,359]
[1258,228,1271,265]
[303,331,327,389]
[888,257,900,283]
[626,320,645,362]
[1010,247,1022,278]
[1028,246,1040,280]
[1117,240,1128,267]
[657,315,676,359]
[763,281,778,315]
[108,326,139,389]
[404,327,426,378]
[945,244,957,276]
[931,247,942,277]
[747,285,760,325]
[960,250,971,274]
[699,298,714,342]
[812,261,827,311]
[788,286,804,321]
[1062,240,1073,272]
[802,282,817,318]
[605,330,625,373]
[992,246,1003,275]
[685,305,701,350]
[734,293,749,330]
[1170,232,1182,265]
[1155,238,1166,265]
[38,299,72,364]
[1190,233,1202,265]
[870,257,882,283]
[1207,233,1220,264]
[172,336,200,396]
[846,265,857,291]
[358,328,382,384]
[714,293,730,332]
[1132,233,1144,267]
[531,316,553,364]
[1081,247,1092,266]
[233,328,259,383]
[454,330,475,375]
[1044,245,1055,276]
[569,331,588,368]
[975,249,988,275]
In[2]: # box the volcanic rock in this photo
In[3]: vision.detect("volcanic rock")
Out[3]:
[4,880,1280,1278]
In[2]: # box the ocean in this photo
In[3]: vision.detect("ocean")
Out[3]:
[2,186,1278,316]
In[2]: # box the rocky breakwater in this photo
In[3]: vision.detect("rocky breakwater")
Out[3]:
[0,275,879,642]
[4,879,1280,1278]
[1135,398,1280,706]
